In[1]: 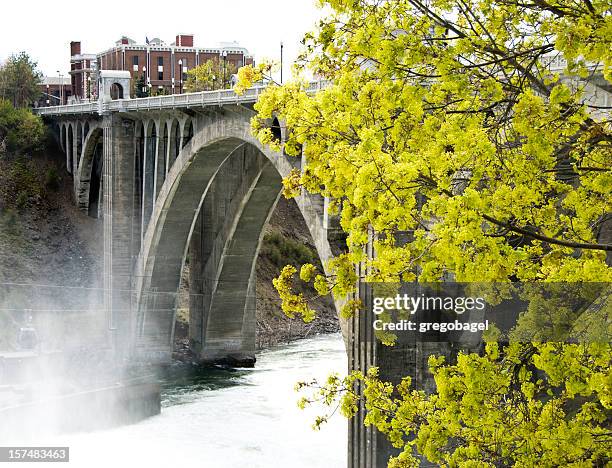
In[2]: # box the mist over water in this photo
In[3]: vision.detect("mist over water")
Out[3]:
[4,334,347,468]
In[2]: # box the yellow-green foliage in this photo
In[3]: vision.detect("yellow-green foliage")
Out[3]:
[184,60,238,92]
[304,343,611,467]
[239,0,612,465]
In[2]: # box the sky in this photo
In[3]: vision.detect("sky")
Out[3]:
[0,0,327,81]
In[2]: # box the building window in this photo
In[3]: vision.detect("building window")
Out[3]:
[157,56,164,80]
[133,56,139,66]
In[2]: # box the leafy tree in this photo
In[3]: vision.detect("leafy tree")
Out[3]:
[238,0,612,465]
[184,59,238,92]
[0,99,44,155]
[135,74,149,98]
[0,52,43,108]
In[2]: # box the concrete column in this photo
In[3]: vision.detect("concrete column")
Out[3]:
[103,114,137,358]
[188,211,205,354]
[142,132,156,230]
[155,122,167,197]
[65,125,73,174]
[132,127,145,260]
[74,124,82,176]
[141,134,149,238]
[59,124,65,152]
[71,125,79,176]
[167,122,180,170]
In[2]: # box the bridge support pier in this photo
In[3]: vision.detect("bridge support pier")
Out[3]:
[103,114,137,358]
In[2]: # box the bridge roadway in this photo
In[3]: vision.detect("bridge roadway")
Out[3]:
[35,80,329,116]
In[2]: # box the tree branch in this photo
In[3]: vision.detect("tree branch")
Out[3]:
[481,214,612,251]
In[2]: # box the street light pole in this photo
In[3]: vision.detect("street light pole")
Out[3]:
[280,41,284,84]
[143,66,150,96]
[178,59,183,94]
[221,50,227,89]
[56,70,63,105]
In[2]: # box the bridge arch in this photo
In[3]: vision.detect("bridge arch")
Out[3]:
[66,124,74,174]
[74,121,83,175]
[167,118,181,169]
[155,120,171,196]
[83,121,90,146]
[142,119,159,229]
[134,110,339,364]
[110,83,124,100]
[76,124,103,216]
[181,119,194,148]
[98,70,132,103]
[59,123,67,153]
[270,116,282,143]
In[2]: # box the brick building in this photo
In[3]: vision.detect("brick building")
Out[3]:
[37,76,72,107]
[69,34,254,100]
[69,41,97,102]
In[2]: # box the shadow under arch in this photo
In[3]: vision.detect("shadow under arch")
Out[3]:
[76,125,103,216]
[134,112,341,365]
[66,124,74,174]
[167,118,181,169]
[182,119,194,148]
[59,123,67,152]
[110,83,124,100]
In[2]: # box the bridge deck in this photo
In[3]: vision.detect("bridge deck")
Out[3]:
[34,81,329,116]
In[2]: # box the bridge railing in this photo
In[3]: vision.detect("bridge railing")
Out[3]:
[105,86,272,112]
[33,56,603,118]
[35,102,98,116]
[540,53,602,74]
[34,80,333,116]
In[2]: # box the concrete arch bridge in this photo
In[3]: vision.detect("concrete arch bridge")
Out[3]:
[37,72,346,367]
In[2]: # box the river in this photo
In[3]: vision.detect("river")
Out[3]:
[23,334,348,468]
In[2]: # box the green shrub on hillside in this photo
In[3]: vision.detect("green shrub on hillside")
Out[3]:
[0,99,44,155]
[9,159,40,198]
[45,167,60,191]
[15,191,28,210]
[262,232,316,268]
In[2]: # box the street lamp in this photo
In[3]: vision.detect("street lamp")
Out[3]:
[178,59,183,94]
[142,66,148,96]
[143,66,152,95]
[220,50,228,89]
[280,41,284,84]
[56,70,63,105]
